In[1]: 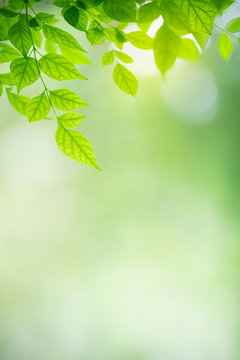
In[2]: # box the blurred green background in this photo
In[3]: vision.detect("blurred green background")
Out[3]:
[1,3,240,360]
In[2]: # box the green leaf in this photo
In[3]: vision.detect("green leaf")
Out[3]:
[103,27,126,49]
[115,51,133,63]
[0,73,15,85]
[43,24,86,52]
[29,19,42,32]
[60,45,91,64]
[62,6,88,30]
[62,5,80,27]
[75,9,89,31]
[227,18,240,33]
[39,54,87,80]
[53,0,68,7]
[32,30,43,48]
[6,88,31,115]
[0,14,16,41]
[37,12,57,24]
[50,89,87,110]
[193,31,209,49]
[45,39,57,54]
[8,22,32,56]
[176,0,217,34]
[10,57,40,92]
[86,28,105,45]
[154,25,181,75]
[127,31,154,50]
[214,0,234,13]
[26,92,51,122]
[102,50,115,66]
[113,64,138,96]
[218,33,233,61]
[137,1,161,24]
[160,1,190,35]
[103,0,136,22]
[0,0,236,169]
[57,112,85,127]
[0,43,21,63]
[56,123,100,168]
[0,8,18,18]
[179,38,199,60]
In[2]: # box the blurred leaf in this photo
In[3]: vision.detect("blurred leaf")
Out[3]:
[113,64,138,96]
[218,32,233,60]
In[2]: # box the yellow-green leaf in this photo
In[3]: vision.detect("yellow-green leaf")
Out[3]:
[218,33,233,61]
[8,22,32,56]
[39,54,87,81]
[102,50,115,66]
[43,24,86,52]
[6,88,31,116]
[56,123,100,169]
[26,92,51,122]
[113,64,138,96]
[57,112,85,128]
[115,51,133,64]
[154,25,181,75]
[10,57,39,92]
[179,38,200,60]
[176,0,216,34]
[0,43,21,63]
[60,45,91,65]
[50,89,87,110]
[127,31,154,50]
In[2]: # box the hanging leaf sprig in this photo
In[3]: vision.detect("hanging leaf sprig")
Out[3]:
[0,0,239,168]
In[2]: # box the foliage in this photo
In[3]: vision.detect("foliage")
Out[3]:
[0,0,239,168]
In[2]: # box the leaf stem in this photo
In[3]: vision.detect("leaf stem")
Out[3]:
[25,0,58,120]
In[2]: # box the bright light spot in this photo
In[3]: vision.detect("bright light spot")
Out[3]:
[147,17,164,38]
[121,46,158,76]
[160,63,218,124]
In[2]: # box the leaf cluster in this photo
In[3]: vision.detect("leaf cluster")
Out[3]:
[0,0,239,168]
